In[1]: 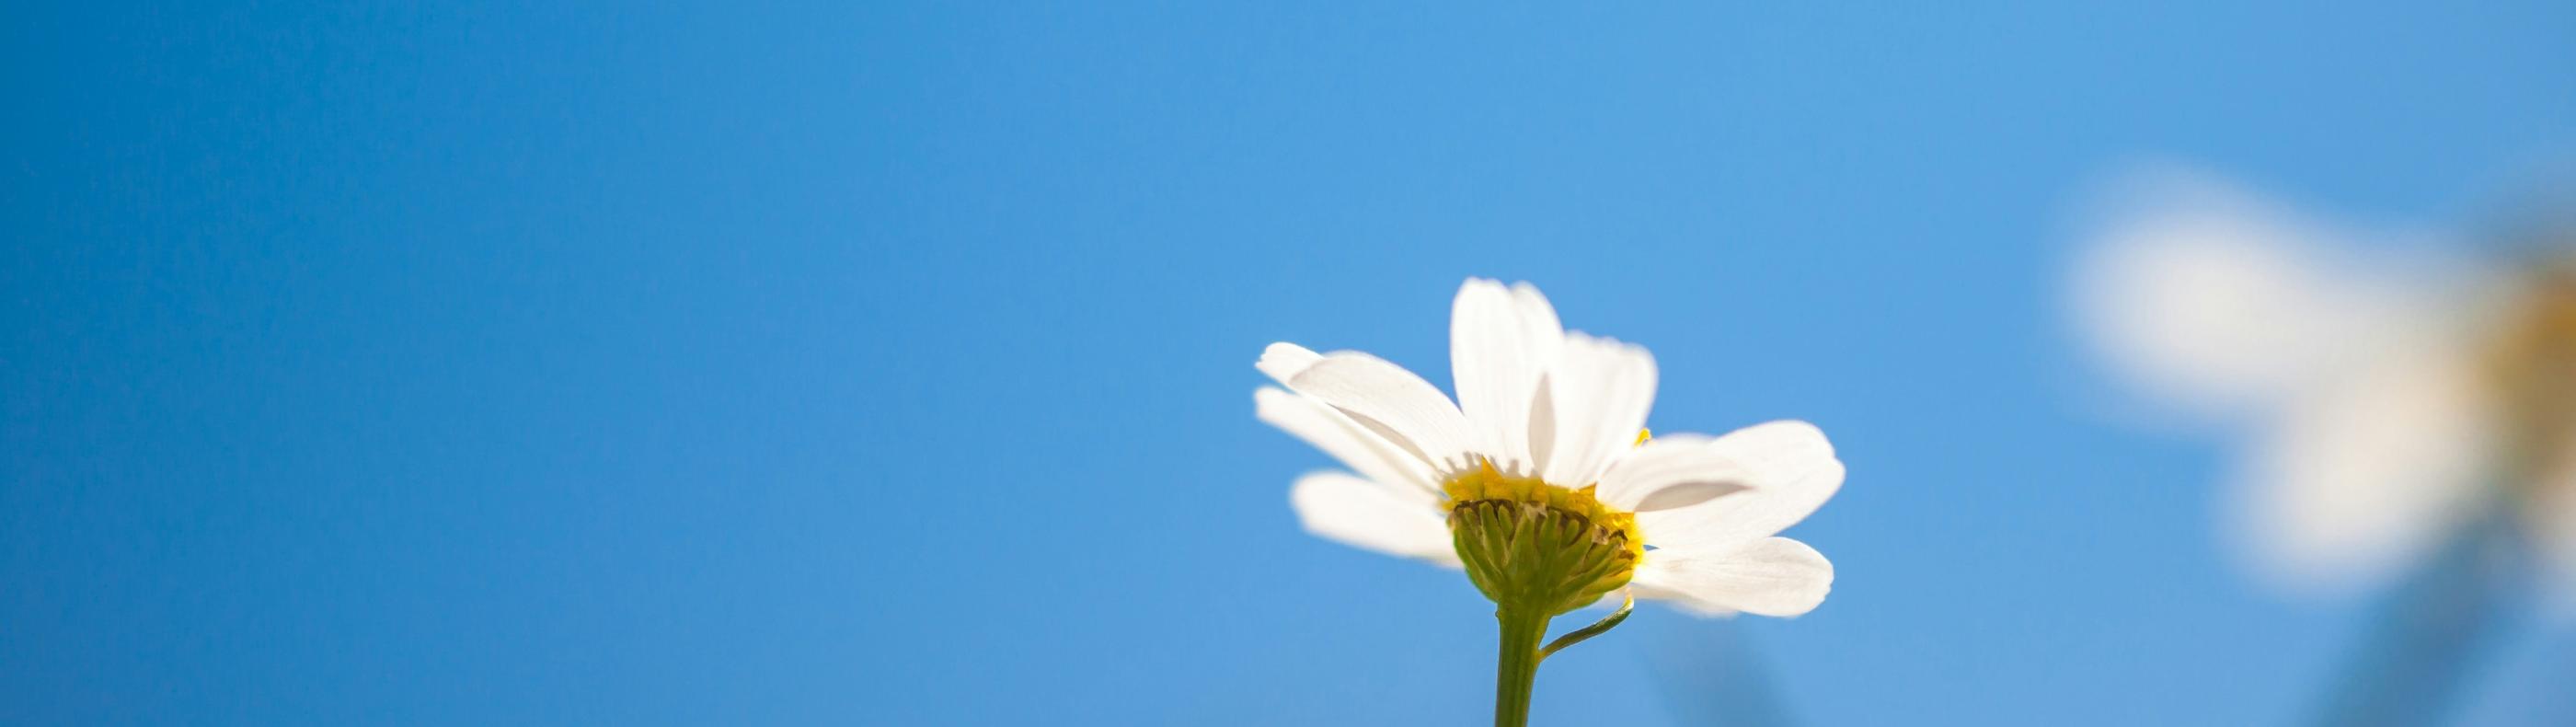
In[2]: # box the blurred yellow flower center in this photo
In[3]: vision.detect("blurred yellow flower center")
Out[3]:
[1442,460,1644,617]
[2485,263,2576,476]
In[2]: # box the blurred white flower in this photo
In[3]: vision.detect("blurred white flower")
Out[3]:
[1257,279,1843,617]
[2075,166,2576,594]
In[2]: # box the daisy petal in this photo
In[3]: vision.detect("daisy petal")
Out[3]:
[1509,283,1563,343]
[1593,433,1742,512]
[1258,341,1327,386]
[1538,332,1657,487]
[1284,352,1476,472]
[2075,170,2465,419]
[1452,279,1564,474]
[1632,537,1833,617]
[1636,421,1842,553]
[2244,348,2491,584]
[1256,387,1439,501]
[1290,471,1461,567]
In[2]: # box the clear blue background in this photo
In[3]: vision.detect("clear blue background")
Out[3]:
[8,2,2575,725]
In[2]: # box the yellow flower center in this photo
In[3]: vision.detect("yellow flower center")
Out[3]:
[2487,261,2576,480]
[1442,460,1645,617]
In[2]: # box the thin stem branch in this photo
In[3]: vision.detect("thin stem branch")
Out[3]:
[1540,594,1635,660]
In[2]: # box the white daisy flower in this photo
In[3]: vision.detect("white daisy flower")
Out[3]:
[1255,279,1842,619]
[2075,166,2576,595]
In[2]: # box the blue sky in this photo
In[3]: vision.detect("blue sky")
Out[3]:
[7,2,2575,725]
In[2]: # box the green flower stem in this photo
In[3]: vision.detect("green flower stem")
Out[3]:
[1491,606,1550,727]
[1491,597,1637,727]
[2310,504,2525,727]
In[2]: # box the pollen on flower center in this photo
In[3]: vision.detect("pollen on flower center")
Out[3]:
[1443,462,1645,617]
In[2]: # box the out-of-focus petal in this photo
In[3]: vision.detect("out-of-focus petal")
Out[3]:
[1291,471,1461,567]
